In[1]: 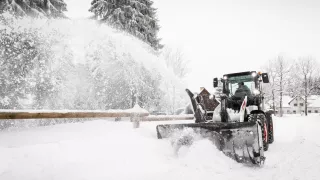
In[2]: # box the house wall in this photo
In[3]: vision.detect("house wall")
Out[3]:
[289,96,305,114]
[283,107,292,114]
[307,107,320,113]
[279,96,320,114]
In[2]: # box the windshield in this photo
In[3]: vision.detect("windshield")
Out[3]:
[228,81,255,97]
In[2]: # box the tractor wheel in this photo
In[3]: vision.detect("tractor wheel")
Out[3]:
[266,112,274,144]
[262,120,269,151]
[249,113,269,151]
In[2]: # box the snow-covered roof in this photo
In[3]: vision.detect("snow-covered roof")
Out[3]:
[307,96,320,108]
[288,95,307,105]
[287,95,320,108]
[308,95,319,101]
[282,96,292,108]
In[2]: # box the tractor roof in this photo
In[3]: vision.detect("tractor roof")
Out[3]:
[223,71,258,83]
[223,71,256,77]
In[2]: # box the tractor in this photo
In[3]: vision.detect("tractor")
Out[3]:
[156,71,274,166]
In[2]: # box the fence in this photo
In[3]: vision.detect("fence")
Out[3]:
[0,107,194,129]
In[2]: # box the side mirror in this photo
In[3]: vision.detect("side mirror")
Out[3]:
[262,73,269,83]
[213,78,218,87]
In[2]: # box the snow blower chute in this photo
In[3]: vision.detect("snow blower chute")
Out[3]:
[156,71,274,166]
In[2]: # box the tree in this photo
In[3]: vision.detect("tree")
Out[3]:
[312,77,320,95]
[0,0,67,18]
[275,56,292,117]
[0,13,73,109]
[89,0,163,50]
[293,57,320,116]
[262,55,292,116]
[0,30,37,109]
[85,40,164,110]
[162,47,190,78]
[160,47,190,113]
[262,59,278,113]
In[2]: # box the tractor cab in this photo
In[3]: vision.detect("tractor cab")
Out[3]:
[213,71,270,111]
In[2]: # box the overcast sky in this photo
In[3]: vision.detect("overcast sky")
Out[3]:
[64,0,320,91]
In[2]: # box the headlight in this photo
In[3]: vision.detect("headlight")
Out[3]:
[223,76,228,80]
[251,72,257,77]
[253,89,260,95]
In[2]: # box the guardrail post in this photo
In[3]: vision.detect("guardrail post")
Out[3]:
[132,115,140,128]
[130,103,149,128]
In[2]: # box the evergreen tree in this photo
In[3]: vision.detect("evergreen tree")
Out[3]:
[0,14,70,109]
[0,0,67,18]
[89,0,163,50]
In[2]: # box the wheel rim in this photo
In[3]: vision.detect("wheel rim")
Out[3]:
[263,122,268,143]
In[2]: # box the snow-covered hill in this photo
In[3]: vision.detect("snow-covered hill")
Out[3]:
[0,115,319,180]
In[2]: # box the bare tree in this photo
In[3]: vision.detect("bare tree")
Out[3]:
[162,47,190,78]
[311,77,320,94]
[262,55,292,117]
[161,47,190,113]
[294,57,320,116]
[275,56,292,117]
[262,59,278,113]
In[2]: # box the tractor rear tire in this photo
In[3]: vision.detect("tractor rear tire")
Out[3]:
[249,113,269,151]
[262,120,269,151]
[266,112,274,144]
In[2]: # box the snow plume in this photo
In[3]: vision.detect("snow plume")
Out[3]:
[162,126,239,171]
[169,127,202,155]
[0,13,188,112]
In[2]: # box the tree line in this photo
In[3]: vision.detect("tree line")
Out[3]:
[0,0,163,51]
[0,0,67,18]
[262,55,320,116]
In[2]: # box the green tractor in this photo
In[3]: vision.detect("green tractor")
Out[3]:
[156,71,274,166]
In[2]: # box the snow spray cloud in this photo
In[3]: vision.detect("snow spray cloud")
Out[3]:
[0,13,188,111]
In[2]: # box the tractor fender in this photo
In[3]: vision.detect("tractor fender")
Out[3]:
[250,110,266,115]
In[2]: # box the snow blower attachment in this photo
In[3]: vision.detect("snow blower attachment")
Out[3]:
[156,71,272,166]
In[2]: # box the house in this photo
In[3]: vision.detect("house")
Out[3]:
[276,95,320,114]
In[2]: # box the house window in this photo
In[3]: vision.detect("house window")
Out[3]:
[300,103,304,106]
[293,110,296,114]
[315,110,318,113]
[287,110,290,113]
[308,110,312,113]
[294,104,297,106]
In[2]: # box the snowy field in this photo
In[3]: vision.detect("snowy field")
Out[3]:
[0,115,320,180]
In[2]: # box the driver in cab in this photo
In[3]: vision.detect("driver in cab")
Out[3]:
[233,82,252,99]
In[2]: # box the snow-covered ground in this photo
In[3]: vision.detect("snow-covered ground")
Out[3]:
[0,115,320,180]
